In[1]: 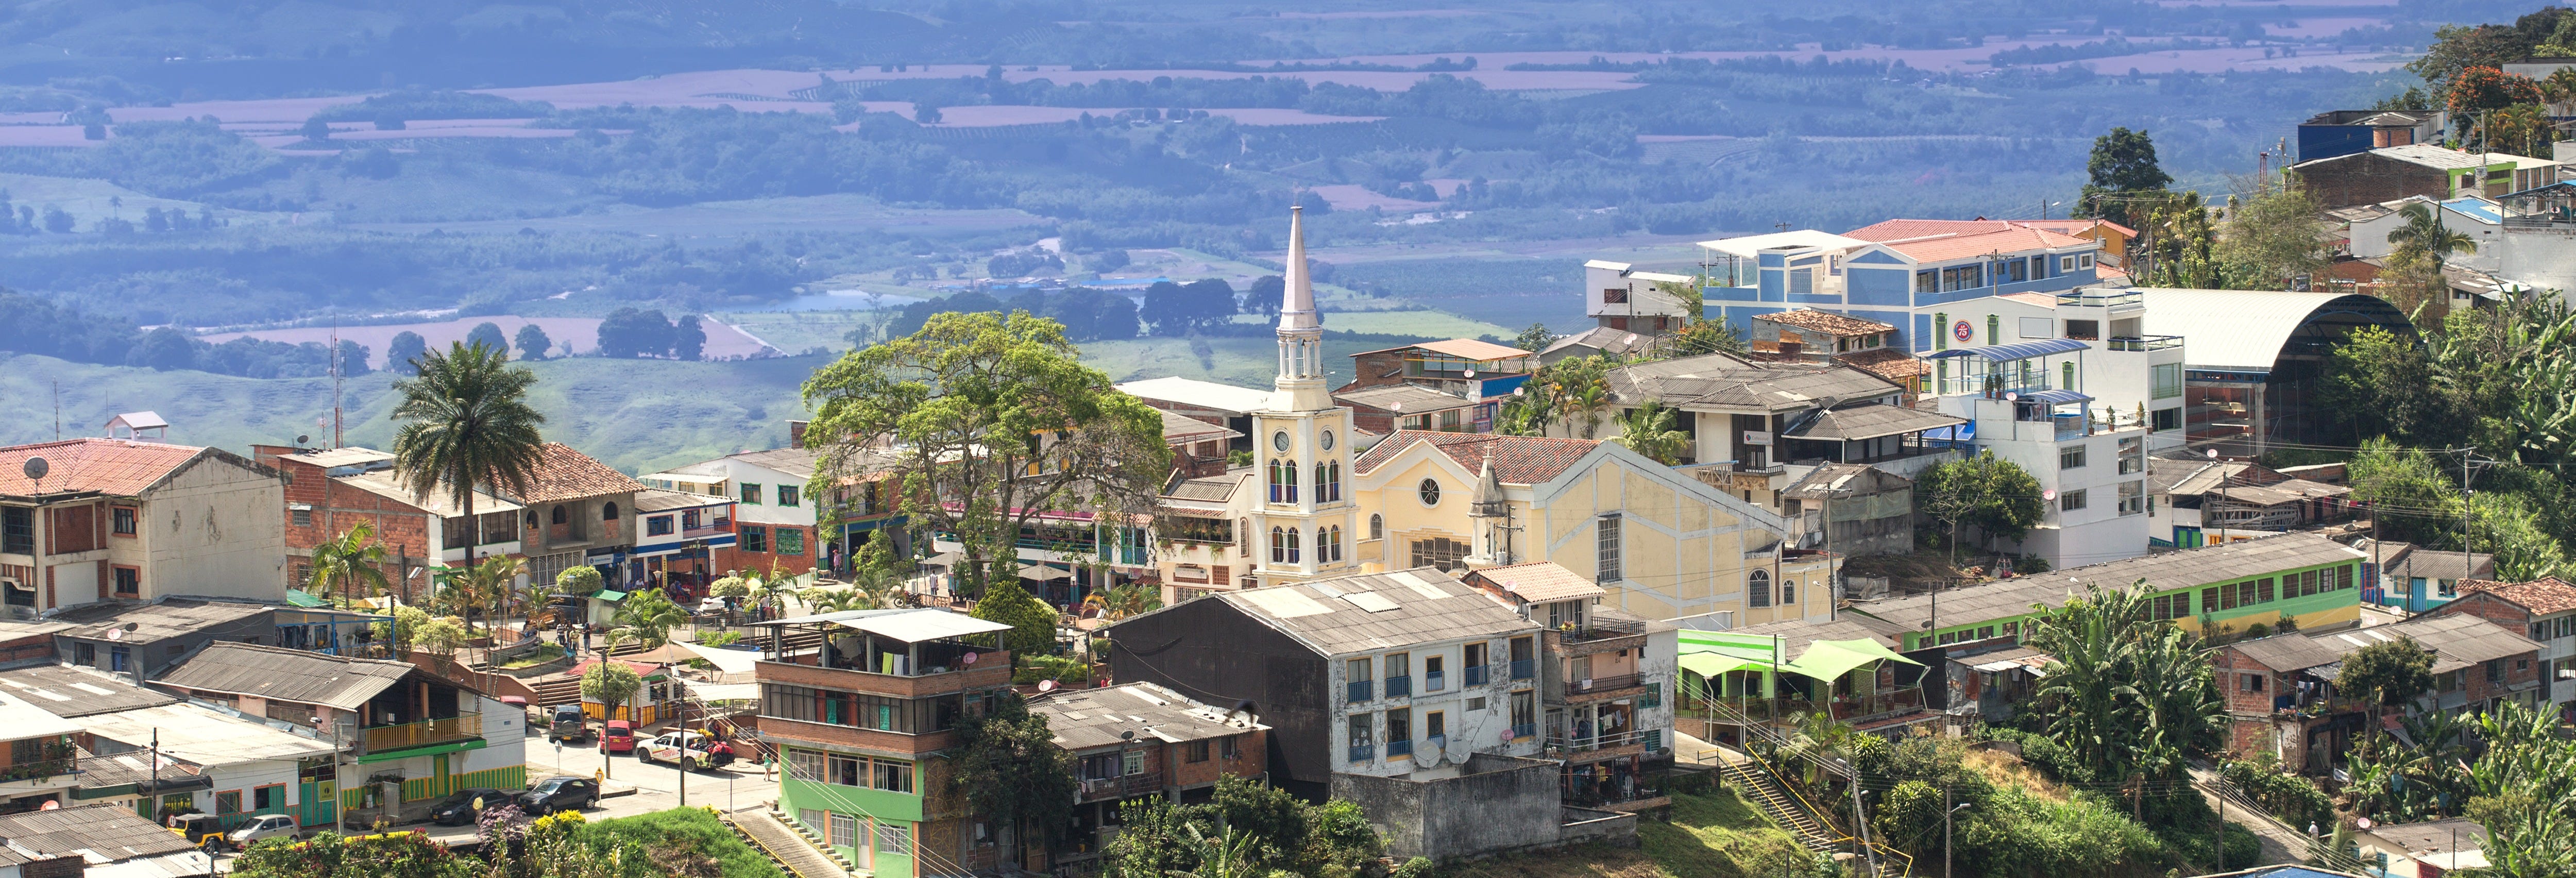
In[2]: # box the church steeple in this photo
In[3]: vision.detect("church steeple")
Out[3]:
[1269,204,1332,412]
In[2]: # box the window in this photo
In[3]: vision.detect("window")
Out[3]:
[1,507,29,554]
[1314,462,1341,503]
[648,515,675,536]
[873,759,913,792]
[1426,711,1446,745]
[1268,460,1299,503]
[113,565,140,596]
[739,483,761,505]
[1781,581,1795,605]
[1467,697,1487,712]
[2059,489,2087,512]
[255,784,282,811]
[741,526,768,553]
[1790,268,1814,296]
[829,753,863,787]
[2064,319,2099,340]
[777,528,805,556]
[1347,714,1374,763]
[876,822,912,857]
[788,750,825,782]
[216,790,242,815]
[2004,258,2029,283]
[2060,255,2077,272]
[1509,690,1536,738]
[1222,735,1241,759]
[602,501,618,520]
[1270,527,1300,565]
[1347,658,1373,702]
[1509,636,1535,680]
[1917,272,1938,295]
[1321,525,1342,563]
[1464,643,1489,686]
[2153,407,2182,431]
[73,643,93,666]
[551,504,569,524]
[2060,445,2087,469]
[778,485,800,507]
[1368,514,1383,540]
[1385,652,1411,697]
[1187,739,1211,763]
[2117,481,2145,516]
[1425,655,1445,691]
[2151,363,2184,399]
[1602,286,1629,305]
[2080,255,2095,268]
[1386,709,1412,757]
[2241,673,2266,693]
[1748,569,1771,608]
[291,506,312,527]
[1408,537,1467,571]
[2258,577,2276,603]
[1417,478,1441,506]
[1596,515,1622,582]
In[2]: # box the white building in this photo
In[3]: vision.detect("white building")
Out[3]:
[0,439,289,613]
[1926,339,2155,568]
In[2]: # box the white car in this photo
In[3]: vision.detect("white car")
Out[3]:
[226,814,300,849]
[637,731,734,768]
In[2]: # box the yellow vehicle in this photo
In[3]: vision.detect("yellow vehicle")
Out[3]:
[166,813,226,850]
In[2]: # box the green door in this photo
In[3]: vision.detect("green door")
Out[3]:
[433,754,453,798]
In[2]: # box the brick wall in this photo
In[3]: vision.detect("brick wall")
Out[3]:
[2425,592,2531,629]
[257,450,438,593]
[718,523,818,576]
[2211,646,2286,716]
[1343,350,1411,392]
[2301,154,2450,210]
[1165,729,1264,789]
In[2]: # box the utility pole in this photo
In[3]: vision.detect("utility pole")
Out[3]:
[2454,447,2489,598]
[330,324,345,449]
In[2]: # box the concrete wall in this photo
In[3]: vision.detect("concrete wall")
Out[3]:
[1329,753,1567,862]
[137,456,289,604]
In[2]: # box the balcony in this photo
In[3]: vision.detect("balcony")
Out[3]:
[2056,288,2141,308]
[1557,617,1648,643]
[1546,728,1647,755]
[757,653,1014,699]
[360,715,482,754]
[1347,680,1372,703]
[1511,722,1536,740]
[1424,670,1445,693]
[1386,676,1412,698]
[1510,659,1535,681]
[2107,335,2183,352]
[1387,738,1413,758]
[1076,771,1163,803]
[1348,744,1375,764]
[1464,665,1490,687]
[1563,673,1646,697]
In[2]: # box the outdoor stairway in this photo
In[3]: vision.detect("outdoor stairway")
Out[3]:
[529,674,584,708]
[1719,755,1837,853]
[730,805,854,878]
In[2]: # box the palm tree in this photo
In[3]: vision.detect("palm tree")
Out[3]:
[306,522,391,606]
[1080,582,1160,622]
[472,554,530,631]
[1606,401,1690,465]
[389,340,547,604]
[607,588,687,653]
[2387,202,2479,266]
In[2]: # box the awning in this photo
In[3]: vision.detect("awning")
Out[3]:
[681,643,764,675]
[757,607,1015,643]
[1785,638,1922,682]
[1021,565,1073,581]
[285,590,326,608]
[844,515,908,536]
[2017,389,2093,406]
[681,680,760,702]
[594,590,628,602]
[1680,652,1773,677]
[1924,337,2090,362]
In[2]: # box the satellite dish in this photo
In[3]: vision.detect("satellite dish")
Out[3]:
[2004,392,2020,402]
[2042,488,2057,501]
[1038,679,1058,693]
[1464,368,1476,378]
[296,434,311,446]
[21,458,46,481]
[961,651,978,665]
[2207,448,2220,460]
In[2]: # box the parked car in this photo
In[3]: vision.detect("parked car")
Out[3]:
[429,788,511,825]
[599,719,636,753]
[166,813,226,849]
[546,705,591,744]
[227,814,302,849]
[637,730,735,769]
[517,776,600,815]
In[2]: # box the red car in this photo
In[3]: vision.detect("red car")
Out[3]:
[600,720,637,754]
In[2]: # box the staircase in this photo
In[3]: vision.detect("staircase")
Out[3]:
[1720,754,1838,854]
[749,803,860,877]
[529,674,584,708]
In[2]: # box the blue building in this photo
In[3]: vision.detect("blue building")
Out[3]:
[1682,221,2107,350]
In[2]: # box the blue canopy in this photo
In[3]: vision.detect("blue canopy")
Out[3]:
[1924,337,2090,363]
[2016,389,2093,405]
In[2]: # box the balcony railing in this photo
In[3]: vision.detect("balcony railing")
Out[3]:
[1077,772,1163,803]
[1511,722,1537,740]
[2057,288,2141,307]
[1347,680,1372,703]
[1464,665,1490,687]
[2108,335,2183,352]
[1424,670,1446,693]
[1565,781,1665,808]
[1387,738,1413,758]
[1348,744,1375,764]
[361,715,483,753]
[1564,672,1645,695]
[1546,728,1647,754]
[1510,659,1535,680]
[1558,617,1648,643]
[1386,676,1412,698]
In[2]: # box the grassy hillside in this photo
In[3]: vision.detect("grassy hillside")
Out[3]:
[1431,787,1824,878]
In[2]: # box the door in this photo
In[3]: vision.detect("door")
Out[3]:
[433,754,453,798]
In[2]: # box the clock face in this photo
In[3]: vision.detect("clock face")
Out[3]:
[1273,431,1291,452]
[1320,430,1335,451]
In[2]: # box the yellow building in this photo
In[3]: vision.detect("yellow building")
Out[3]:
[1347,430,1837,627]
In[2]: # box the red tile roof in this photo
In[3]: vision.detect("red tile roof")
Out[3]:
[2459,577,2576,615]
[0,439,215,498]
[519,443,646,503]
[1467,561,1606,603]
[1835,347,1930,380]
[1756,309,1896,336]
[1351,430,1599,484]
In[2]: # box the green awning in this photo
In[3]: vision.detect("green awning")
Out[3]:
[355,737,488,764]
[594,590,628,602]
[1680,652,1773,678]
[1784,638,1922,682]
[285,590,326,607]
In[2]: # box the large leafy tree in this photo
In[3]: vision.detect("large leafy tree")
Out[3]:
[389,340,546,587]
[2078,127,2171,230]
[2024,581,2224,820]
[951,697,1078,868]
[800,311,1171,599]
[2318,327,2452,447]
[1913,451,2046,553]
[306,521,391,605]
[970,578,1060,657]
[2337,638,2435,710]
[580,659,643,723]
[2216,180,2328,290]
[1605,401,1690,465]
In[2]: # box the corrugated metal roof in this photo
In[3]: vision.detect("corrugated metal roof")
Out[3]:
[1117,377,1276,414]
[1200,567,1538,656]
[1782,404,1962,442]
[155,641,415,711]
[1159,410,1242,442]
[73,702,335,766]
[1694,230,1871,259]
[2234,613,2539,673]
[1853,533,2365,631]
[1335,384,1473,413]
[1924,337,2090,363]
[335,471,525,516]
[2138,289,2414,373]
[52,598,274,643]
[1026,682,1267,751]
[1607,352,1899,412]
[1349,338,1532,362]
[0,665,180,717]
[727,447,821,479]
[0,803,202,863]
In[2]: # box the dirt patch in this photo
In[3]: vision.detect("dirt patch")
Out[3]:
[1431,844,1663,878]
[1965,748,2070,804]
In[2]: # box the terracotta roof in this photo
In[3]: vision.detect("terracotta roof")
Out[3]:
[1847,225,2093,263]
[1351,430,1599,485]
[0,439,226,499]
[1756,309,1896,336]
[1835,347,1929,380]
[519,442,646,503]
[2018,218,2139,239]
[2458,577,2576,615]
[1465,561,1606,603]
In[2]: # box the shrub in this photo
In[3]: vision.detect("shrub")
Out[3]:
[1980,727,2094,784]
[2221,756,2335,831]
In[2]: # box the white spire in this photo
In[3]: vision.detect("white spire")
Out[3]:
[1279,205,1319,332]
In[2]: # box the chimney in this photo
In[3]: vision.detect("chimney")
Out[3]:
[788,420,809,449]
